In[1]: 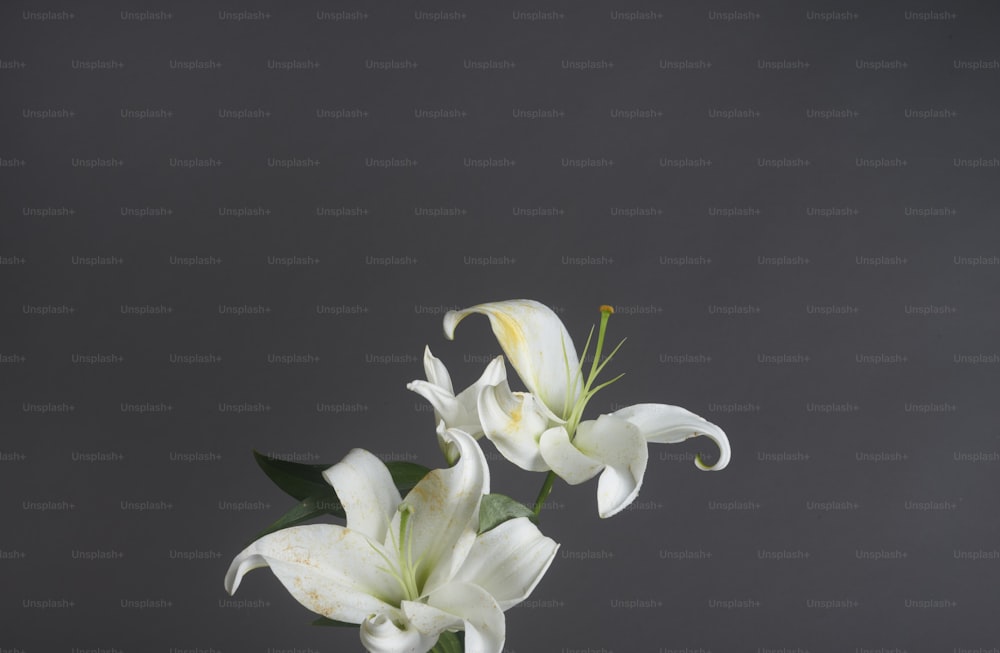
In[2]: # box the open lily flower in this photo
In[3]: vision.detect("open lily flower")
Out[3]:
[445,300,731,518]
[407,346,505,462]
[225,429,559,653]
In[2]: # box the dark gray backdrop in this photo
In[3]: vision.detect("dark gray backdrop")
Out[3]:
[2,1,998,651]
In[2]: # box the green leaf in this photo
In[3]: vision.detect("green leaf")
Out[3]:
[253,450,332,502]
[245,494,345,546]
[430,631,463,653]
[385,460,431,495]
[479,493,537,534]
[312,616,357,628]
[245,455,433,545]
[253,451,431,503]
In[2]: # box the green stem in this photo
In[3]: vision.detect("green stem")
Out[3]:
[532,471,557,515]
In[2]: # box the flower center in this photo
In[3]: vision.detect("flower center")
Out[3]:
[371,503,425,603]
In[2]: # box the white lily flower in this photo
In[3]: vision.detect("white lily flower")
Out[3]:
[225,429,559,653]
[445,300,731,518]
[407,346,505,462]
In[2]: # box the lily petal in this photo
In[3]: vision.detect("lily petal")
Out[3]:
[611,403,731,471]
[360,611,438,653]
[407,379,480,435]
[444,300,582,418]
[477,378,554,472]
[407,355,506,438]
[422,346,453,394]
[393,428,489,596]
[573,415,649,518]
[538,426,603,485]
[323,448,402,543]
[451,517,559,610]
[224,524,401,624]
[400,602,461,644]
[407,582,506,653]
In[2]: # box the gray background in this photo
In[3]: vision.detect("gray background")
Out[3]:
[2,1,999,651]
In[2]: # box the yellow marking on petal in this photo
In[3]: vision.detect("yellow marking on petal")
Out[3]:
[505,401,524,434]
[490,310,527,354]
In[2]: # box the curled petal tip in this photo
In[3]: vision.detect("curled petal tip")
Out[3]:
[694,437,731,471]
[442,310,463,340]
[224,551,265,597]
[361,612,437,653]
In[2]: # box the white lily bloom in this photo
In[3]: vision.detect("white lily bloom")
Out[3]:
[445,300,731,518]
[225,429,559,653]
[407,346,505,462]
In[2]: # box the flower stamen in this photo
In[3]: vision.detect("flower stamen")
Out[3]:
[367,505,423,603]
[397,504,421,600]
[564,305,625,439]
